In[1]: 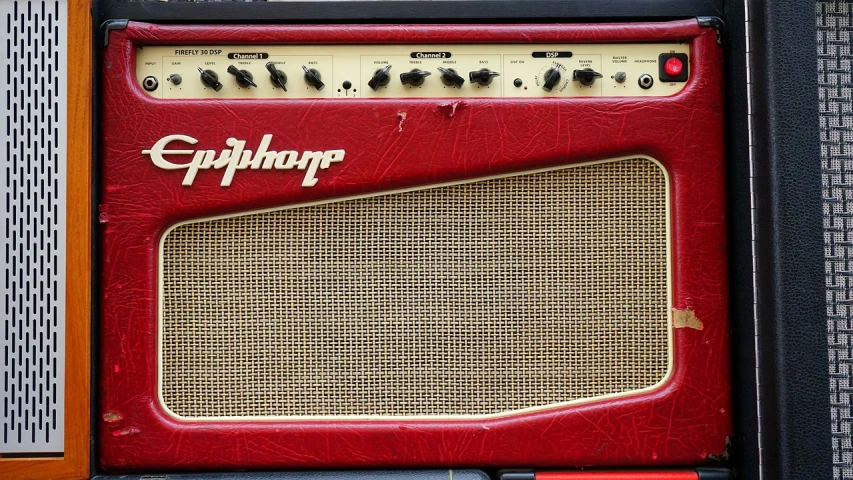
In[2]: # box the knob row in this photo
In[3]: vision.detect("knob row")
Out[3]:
[178,64,604,94]
[376,66,603,92]
[541,66,604,92]
[370,66,501,90]
[194,63,324,92]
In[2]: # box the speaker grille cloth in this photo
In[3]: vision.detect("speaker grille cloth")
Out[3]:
[160,158,669,418]
[820,1,853,477]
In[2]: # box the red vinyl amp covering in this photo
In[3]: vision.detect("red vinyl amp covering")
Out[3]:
[99,20,729,472]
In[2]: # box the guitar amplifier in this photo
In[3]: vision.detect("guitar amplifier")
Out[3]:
[97,20,731,472]
[0,0,840,478]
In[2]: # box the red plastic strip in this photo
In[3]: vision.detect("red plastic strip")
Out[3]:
[538,472,697,480]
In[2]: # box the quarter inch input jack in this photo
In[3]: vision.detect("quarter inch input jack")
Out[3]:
[142,76,159,92]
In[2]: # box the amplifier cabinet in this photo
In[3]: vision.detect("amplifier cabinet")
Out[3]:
[99,20,729,472]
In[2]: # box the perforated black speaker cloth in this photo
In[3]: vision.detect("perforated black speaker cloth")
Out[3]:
[821,1,853,478]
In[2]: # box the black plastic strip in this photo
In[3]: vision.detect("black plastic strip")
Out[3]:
[696,468,733,480]
[748,0,833,478]
[497,471,534,480]
[91,0,103,474]
[722,0,759,478]
[97,0,723,24]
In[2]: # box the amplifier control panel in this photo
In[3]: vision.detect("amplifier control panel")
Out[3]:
[136,43,690,99]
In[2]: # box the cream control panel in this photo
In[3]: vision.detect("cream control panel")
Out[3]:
[136,43,690,99]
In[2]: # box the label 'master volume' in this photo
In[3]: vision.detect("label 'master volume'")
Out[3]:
[142,134,345,187]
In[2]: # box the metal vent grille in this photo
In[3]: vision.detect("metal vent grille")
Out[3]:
[160,158,670,419]
[0,0,66,454]
[820,1,853,477]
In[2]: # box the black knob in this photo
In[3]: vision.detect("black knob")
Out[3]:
[437,67,465,88]
[542,66,562,92]
[167,74,182,85]
[227,65,257,88]
[368,65,392,90]
[198,68,223,92]
[572,68,603,86]
[469,68,500,86]
[400,68,431,87]
[265,62,287,92]
[302,66,324,91]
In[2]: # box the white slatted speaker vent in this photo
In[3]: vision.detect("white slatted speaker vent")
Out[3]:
[0,0,67,455]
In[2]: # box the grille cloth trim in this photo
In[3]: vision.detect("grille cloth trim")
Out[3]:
[159,157,671,419]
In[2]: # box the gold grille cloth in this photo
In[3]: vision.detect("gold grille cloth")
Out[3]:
[161,158,670,418]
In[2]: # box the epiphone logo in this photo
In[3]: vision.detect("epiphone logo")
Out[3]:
[142,134,345,187]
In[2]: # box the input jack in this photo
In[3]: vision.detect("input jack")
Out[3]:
[142,76,159,92]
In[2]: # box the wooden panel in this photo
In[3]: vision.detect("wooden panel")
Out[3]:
[1,0,90,476]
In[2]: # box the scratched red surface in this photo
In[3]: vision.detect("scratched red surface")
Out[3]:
[99,21,730,472]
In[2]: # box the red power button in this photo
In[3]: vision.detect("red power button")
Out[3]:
[664,56,684,76]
